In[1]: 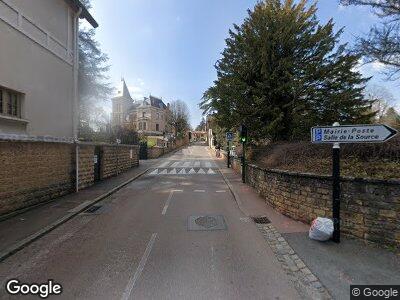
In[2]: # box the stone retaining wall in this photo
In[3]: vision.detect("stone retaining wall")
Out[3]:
[147,146,164,159]
[0,141,139,216]
[146,137,190,159]
[228,156,400,249]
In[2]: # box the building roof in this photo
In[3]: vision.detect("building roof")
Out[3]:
[149,96,167,109]
[113,79,132,101]
[66,0,98,28]
[127,96,167,112]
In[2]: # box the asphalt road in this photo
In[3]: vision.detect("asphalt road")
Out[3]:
[0,145,300,299]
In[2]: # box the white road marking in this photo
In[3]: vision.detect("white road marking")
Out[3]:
[162,190,182,215]
[188,168,196,174]
[205,161,212,168]
[159,169,168,174]
[171,162,180,167]
[194,190,205,193]
[162,190,174,215]
[215,190,227,193]
[178,168,186,175]
[183,161,191,167]
[194,161,200,167]
[198,168,206,174]
[169,168,177,174]
[121,233,158,300]
[207,168,216,174]
[149,169,158,175]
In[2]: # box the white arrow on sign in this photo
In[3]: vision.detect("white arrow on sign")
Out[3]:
[311,124,397,144]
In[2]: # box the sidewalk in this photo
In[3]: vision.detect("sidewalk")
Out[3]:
[0,159,158,260]
[214,154,400,300]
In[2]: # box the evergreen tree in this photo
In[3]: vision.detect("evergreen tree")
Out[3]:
[201,0,375,142]
[78,0,113,137]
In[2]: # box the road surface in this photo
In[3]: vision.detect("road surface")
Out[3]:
[0,145,300,299]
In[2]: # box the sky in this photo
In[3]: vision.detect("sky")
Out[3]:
[86,0,400,127]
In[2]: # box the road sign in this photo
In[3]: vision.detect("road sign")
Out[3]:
[226,132,234,141]
[311,122,398,244]
[311,124,397,144]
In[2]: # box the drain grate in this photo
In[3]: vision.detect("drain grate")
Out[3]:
[252,216,271,224]
[84,205,102,214]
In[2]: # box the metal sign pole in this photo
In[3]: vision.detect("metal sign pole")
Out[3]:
[331,122,341,243]
[242,142,246,183]
[332,142,341,243]
[227,140,230,168]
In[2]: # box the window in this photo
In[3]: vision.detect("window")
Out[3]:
[142,111,145,118]
[0,88,21,118]
[139,122,142,130]
[157,113,160,119]
[156,124,159,131]
[143,122,146,130]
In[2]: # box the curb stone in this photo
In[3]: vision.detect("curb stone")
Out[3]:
[0,167,151,263]
[257,223,332,300]
[212,149,332,300]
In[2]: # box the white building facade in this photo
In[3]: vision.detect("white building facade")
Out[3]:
[0,0,97,138]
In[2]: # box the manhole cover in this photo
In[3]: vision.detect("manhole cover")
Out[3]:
[252,216,271,224]
[188,215,227,231]
[195,216,218,229]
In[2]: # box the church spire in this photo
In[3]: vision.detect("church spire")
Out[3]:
[119,78,132,99]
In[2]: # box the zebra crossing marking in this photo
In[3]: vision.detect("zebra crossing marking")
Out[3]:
[148,167,218,176]
[149,169,158,175]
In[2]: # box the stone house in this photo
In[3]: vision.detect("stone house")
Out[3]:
[0,0,97,139]
[112,79,170,136]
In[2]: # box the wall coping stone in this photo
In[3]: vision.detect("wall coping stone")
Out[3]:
[0,135,139,148]
[232,158,400,186]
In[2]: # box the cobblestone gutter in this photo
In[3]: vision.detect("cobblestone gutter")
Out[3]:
[257,223,332,300]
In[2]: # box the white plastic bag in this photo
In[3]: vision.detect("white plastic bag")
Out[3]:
[309,217,334,241]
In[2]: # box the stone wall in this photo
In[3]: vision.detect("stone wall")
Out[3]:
[0,141,139,216]
[228,156,400,249]
[102,145,139,178]
[148,146,164,159]
[146,137,190,159]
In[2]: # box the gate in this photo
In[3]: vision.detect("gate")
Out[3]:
[139,142,148,160]
[94,146,102,181]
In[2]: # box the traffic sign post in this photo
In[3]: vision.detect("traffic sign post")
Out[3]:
[226,132,233,168]
[239,125,248,183]
[311,123,397,243]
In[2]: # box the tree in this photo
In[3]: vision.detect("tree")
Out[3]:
[78,0,113,138]
[341,0,400,79]
[195,118,206,131]
[201,0,374,142]
[364,84,396,122]
[167,100,190,138]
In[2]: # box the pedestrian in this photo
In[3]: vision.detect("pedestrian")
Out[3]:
[216,143,221,158]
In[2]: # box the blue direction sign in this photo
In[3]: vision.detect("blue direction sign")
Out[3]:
[226,132,234,141]
[311,124,397,144]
